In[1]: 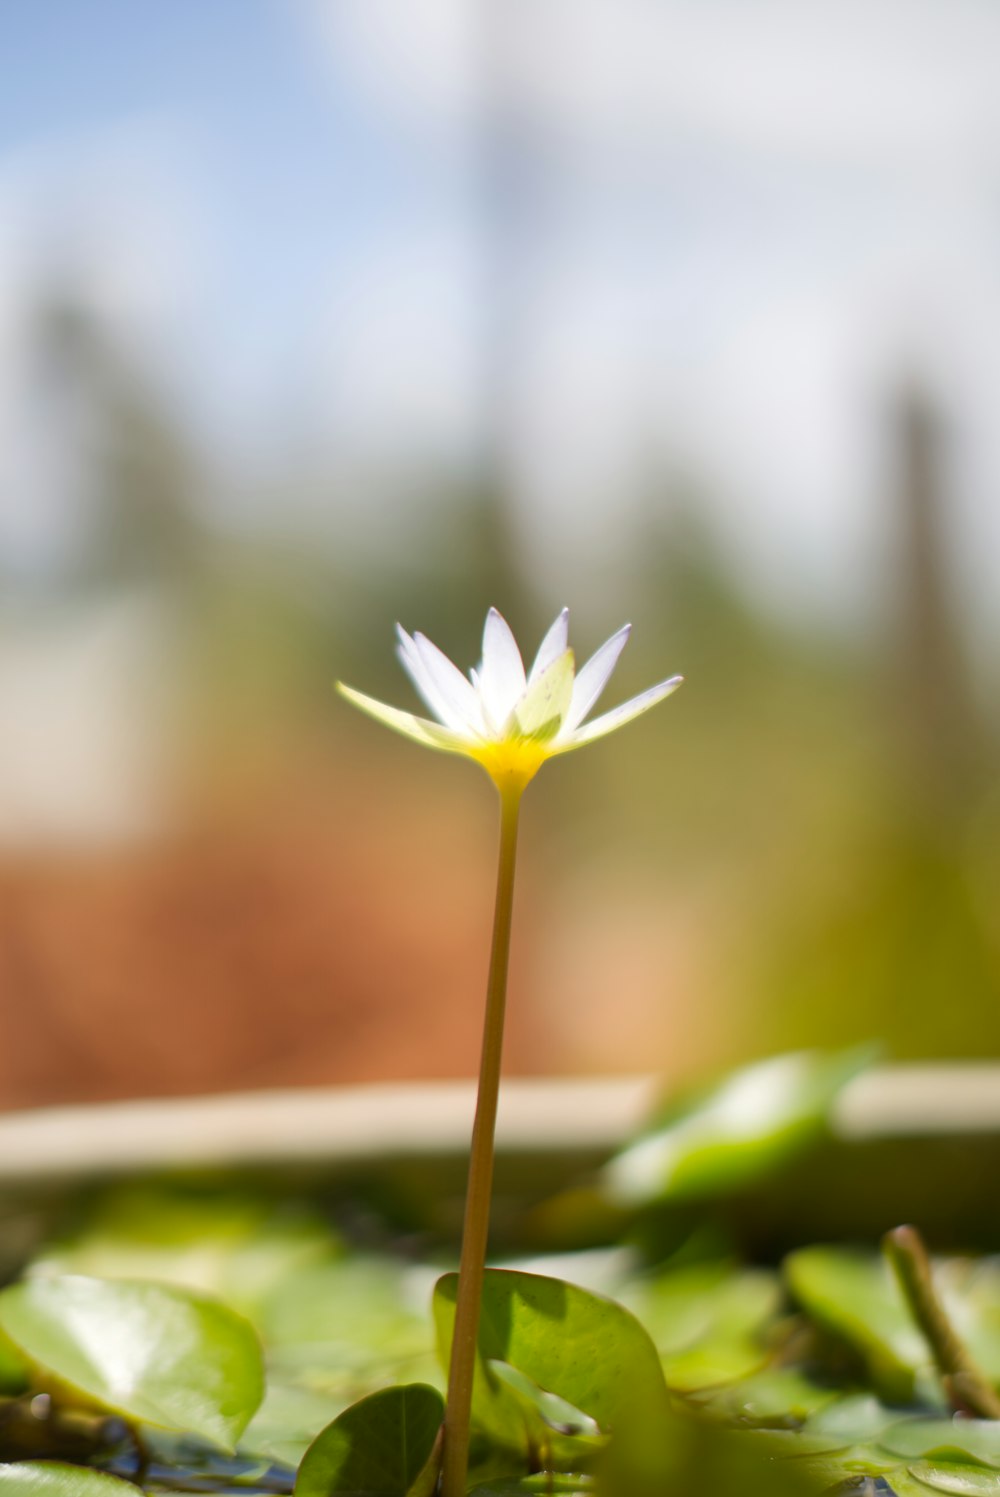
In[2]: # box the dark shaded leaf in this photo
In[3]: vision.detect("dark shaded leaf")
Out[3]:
[295,1384,443,1497]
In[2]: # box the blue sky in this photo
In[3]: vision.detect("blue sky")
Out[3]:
[1,0,1000,628]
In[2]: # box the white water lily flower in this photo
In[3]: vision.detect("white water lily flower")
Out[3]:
[338,607,682,793]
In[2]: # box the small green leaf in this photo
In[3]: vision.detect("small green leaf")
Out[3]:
[468,1478,594,1496]
[906,1465,1000,1495]
[295,1384,444,1497]
[35,1185,331,1322]
[624,1262,779,1390]
[241,1379,347,1468]
[487,1361,601,1439]
[804,1394,900,1447]
[0,1275,264,1451]
[434,1268,670,1459]
[879,1420,1000,1468]
[603,1047,873,1206]
[916,1467,1000,1491]
[0,1465,136,1497]
[784,1247,928,1402]
[702,1368,837,1426]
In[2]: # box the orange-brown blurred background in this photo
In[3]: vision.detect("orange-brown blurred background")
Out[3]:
[0,1,998,1110]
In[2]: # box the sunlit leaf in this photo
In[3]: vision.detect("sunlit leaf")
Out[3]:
[905,1464,1000,1495]
[434,1268,670,1463]
[784,1246,928,1402]
[602,1047,873,1206]
[879,1420,1000,1468]
[699,1367,838,1424]
[623,1262,779,1389]
[0,1275,264,1452]
[469,1478,594,1496]
[241,1378,346,1467]
[34,1186,332,1323]
[295,1384,443,1497]
[488,1361,601,1439]
[804,1393,900,1447]
[0,1465,136,1496]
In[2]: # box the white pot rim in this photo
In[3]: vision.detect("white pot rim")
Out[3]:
[0,1063,995,1185]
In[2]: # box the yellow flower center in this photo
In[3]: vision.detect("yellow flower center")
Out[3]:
[469,735,551,795]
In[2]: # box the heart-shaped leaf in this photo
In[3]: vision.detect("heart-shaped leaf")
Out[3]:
[295,1384,443,1497]
[434,1268,670,1459]
[0,1464,136,1496]
[0,1276,263,1452]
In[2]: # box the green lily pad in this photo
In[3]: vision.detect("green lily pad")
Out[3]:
[624,1262,779,1390]
[241,1378,347,1467]
[698,1367,838,1424]
[804,1393,900,1446]
[0,1275,264,1451]
[904,1465,1000,1495]
[295,1383,443,1497]
[879,1420,1000,1468]
[0,1465,136,1496]
[602,1047,872,1206]
[35,1186,332,1323]
[784,1246,928,1402]
[468,1479,594,1495]
[434,1268,670,1462]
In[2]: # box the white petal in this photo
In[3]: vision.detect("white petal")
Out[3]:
[336,684,470,754]
[413,631,486,736]
[512,649,575,740]
[563,624,631,733]
[479,607,526,728]
[396,626,478,734]
[529,608,569,683]
[555,675,683,751]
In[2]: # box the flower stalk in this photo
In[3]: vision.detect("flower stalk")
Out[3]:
[336,606,681,1497]
[440,784,522,1497]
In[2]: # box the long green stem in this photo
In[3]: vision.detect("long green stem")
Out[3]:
[440,785,522,1497]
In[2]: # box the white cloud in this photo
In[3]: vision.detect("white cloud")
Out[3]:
[303,0,1000,626]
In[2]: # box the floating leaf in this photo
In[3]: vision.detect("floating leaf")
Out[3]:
[804,1394,900,1447]
[468,1478,594,1496]
[879,1420,1000,1468]
[700,1367,838,1424]
[0,1275,264,1451]
[295,1384,443,1497]
[602,1047,873,1206]
[784,1247,928,1402]
[241,1379,346,1467]
[905,1465,1000,1495]
[34,1185,331,1323]
[624,1262,779,1389]
[434,1268,670,1463]
[0,1464,136,1496]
